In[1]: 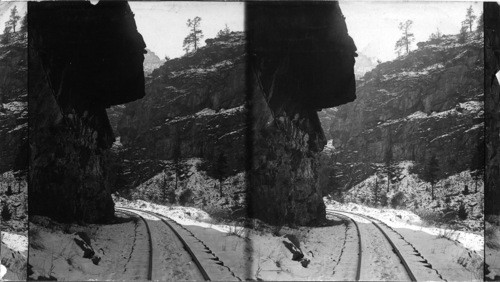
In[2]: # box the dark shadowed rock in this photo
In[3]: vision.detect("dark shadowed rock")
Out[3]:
[28,1,146,223]
[485,2,500,216]
[247,1,357,226]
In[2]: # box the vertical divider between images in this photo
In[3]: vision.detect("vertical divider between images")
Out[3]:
[243,2,254,279]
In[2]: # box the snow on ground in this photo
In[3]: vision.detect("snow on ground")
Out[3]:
[115,198,348,281]
[326,199,484,281]
[29,214,149,281]
[131,158,245,217]
[1,232,27,281]
[1,232,27,254]
[165,105,245,124]
[326,200,483,253]
[344,161,484,232]
[486,218,500,280]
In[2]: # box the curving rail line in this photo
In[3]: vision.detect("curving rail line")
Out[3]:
[116,207,211,281]
[115,209,153,281]
[327,211,362,281]
[327,209,417,282]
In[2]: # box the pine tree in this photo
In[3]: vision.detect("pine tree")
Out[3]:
[183,16,203,53]
[372,174,380,206]
[423,155,440,200]
[7,6,20,33]
[476,12,483,37]
[1,204,11,221]
[172,139,183,191]
[395,20,415,56]
[5,185,13,196]
[383,145,397,193]
[470,142,485,193]
[463,185,469,196]
[19,12,27,35]
[463,5,476,33]
[429,28,442,41]
[213,152,228,197]
[217,24,231,38]
[458,203,468,220]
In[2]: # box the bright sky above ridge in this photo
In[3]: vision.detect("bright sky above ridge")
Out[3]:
[340,2,482,62]
[129,2,244,60]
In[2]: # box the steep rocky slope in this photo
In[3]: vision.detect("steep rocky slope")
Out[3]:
[115,32,246,186]
[28,2,146,223]
[0,31,27,233]
[321,34,483,189]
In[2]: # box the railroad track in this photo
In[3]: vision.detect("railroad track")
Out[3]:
[116,207,242,281]
[327,209,417,281]
[117,207,210,281]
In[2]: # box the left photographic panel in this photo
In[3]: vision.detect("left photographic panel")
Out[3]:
[0,1,28,281]
[28,1,247,281]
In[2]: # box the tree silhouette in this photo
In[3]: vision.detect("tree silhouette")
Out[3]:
[1,204,11,221]
[213,152,228,197]
[395,20,415,56]
[462,5,476,33]
[7,6,20,33]
[470,142,485,193]
[172,138,183,191]
[19,12,27,35]
[5,185,13,196]
[217,24,231,38]
[458,203,468,220]
[183,16,203,53]
[383,145,397,193]
[423,155,439,200]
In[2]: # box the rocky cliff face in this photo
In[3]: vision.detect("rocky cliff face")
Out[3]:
[320,34,484,189]
[485,3,500,216]
[143,49,165,76]
[0,32,27,176]
[28,2,146,223]
[114,32,246,202]
[247,2,357,226]
[0,29,28,233]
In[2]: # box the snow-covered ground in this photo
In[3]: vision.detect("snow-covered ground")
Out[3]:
[344,161,484,232]
[326,199,484,281]
[130,158,246,217]
[115,198,352,281]
[486,218,500,280]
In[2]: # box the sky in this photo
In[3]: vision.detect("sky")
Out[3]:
[129,2,244,60]
[340,2,482,62]
[0,2,26,33]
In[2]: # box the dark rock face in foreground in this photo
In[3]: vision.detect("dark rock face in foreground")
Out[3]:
[247,2,357,225]
[28,2,146,223]
[485,2,500,216]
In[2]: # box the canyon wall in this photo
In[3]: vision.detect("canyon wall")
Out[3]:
[28,2,146,223]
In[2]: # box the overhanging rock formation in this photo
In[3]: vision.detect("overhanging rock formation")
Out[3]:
[247,2,357,226]
[28,2,146,223]
[485,2,500,216]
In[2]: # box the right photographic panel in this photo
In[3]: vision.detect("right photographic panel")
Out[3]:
[247,1,484,281]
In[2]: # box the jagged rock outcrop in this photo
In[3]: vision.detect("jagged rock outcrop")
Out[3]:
[0,32,27,176]
[247,2,356,226]
[143,49,165,76]
[485,2,500,216]
[0,26,28,234]
[115,32,246,188]
[28,2,146,223]
[320,34,483,189]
